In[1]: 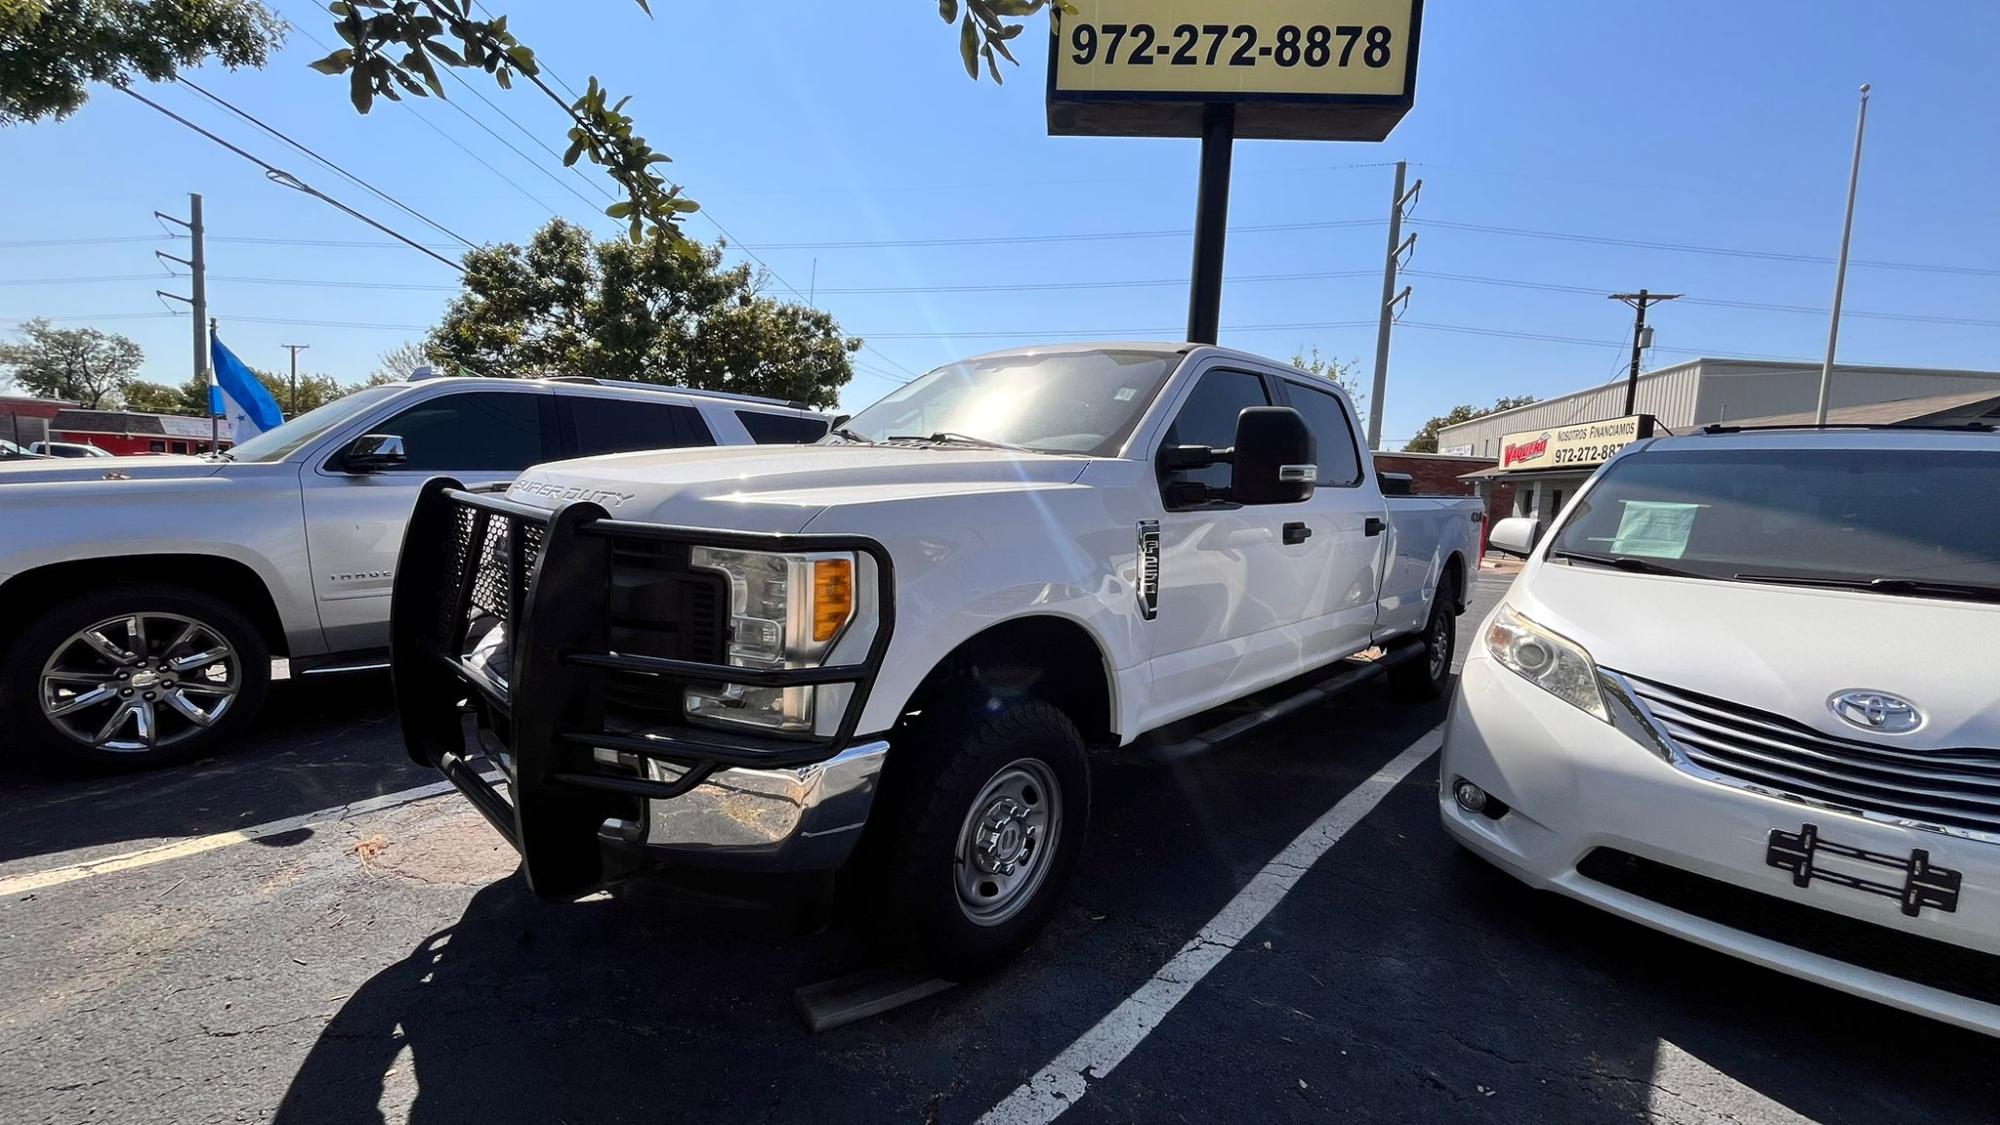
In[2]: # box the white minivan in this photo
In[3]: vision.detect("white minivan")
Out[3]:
[1441,425,2000,1036]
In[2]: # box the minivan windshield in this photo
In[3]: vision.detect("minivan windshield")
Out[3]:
[1549,446,2000,596]
[223,384,405,463]
[841,349,1181,457]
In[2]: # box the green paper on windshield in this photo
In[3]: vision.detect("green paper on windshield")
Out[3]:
[1609,501,1701,559]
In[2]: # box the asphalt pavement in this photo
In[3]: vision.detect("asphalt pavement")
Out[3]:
[2,570,1994,1124]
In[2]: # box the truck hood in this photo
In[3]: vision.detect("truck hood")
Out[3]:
[1515,561,2000,751]
[0,454,219,484]
[506,443,1094,533]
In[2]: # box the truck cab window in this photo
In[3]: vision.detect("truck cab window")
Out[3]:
[1283,381,1365,487]
[1161,368,1269,493]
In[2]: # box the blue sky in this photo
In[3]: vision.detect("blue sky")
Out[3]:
[3,1,1996,445]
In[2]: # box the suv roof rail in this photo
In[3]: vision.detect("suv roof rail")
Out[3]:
[1700,422,1996,435]
[544,376,810,411]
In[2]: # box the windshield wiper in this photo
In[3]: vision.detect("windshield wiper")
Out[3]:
[885,431,1033,452]
[1550,549,1709,580]
[1733,573,2000,604]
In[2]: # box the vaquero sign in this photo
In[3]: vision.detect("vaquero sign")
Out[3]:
[1498,415,1656,473]
[1047,0,1423,140]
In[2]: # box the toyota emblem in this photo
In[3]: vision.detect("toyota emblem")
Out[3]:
[1829,690,1923,734]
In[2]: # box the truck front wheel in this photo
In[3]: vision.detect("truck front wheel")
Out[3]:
[860,695,1091,978]
[2,586,270,772]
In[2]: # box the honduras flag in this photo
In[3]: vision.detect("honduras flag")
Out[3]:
[209,333,285,440]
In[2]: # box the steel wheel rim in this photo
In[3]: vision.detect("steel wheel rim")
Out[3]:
[954,758,1063,927]
[38,612,240,753]
[1428,602,1452,680]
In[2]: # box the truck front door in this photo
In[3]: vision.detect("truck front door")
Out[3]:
[1145,364,1321,723]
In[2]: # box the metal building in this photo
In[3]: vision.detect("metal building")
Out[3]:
[1435,358,2000,460]
[1438,357,2000,529]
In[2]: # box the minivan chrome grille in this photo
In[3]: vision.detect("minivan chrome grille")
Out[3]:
[1618,673,2000,839]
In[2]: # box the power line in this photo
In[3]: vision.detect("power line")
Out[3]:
[281,16,566,219]
[739,220,1383,252]
[1409,218,2000,278]
[439,57,611,200]
[175,76,477,248]
[117,86,464,272]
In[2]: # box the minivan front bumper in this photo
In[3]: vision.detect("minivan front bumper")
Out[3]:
[1441,650,2000,1037]
[391,480,897,898]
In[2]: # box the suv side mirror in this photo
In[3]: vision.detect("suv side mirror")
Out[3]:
[1488,516,1540,557]
[345,433,407,473]
[1229,407,1316,505]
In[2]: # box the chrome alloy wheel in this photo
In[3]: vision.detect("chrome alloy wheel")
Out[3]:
[38,613,240,753]
[954,758,1063,927]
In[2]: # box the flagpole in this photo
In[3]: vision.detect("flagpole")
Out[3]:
[208,317,220,452]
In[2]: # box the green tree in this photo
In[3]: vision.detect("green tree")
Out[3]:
[120,379,195,415]
[427,220,859,408]
[2,0,1065,240]
[252,367,350,415]
[0,318,144,408]
[1289,347,1366,428]
[1403,395,1540,454]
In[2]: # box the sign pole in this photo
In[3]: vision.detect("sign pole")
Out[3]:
[1185,103,1236,345]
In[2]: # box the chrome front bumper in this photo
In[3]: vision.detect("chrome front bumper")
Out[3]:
[636,739,890,871]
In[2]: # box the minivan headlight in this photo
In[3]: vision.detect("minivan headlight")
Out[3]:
[1484,603,1608,721]
[684,547,858,733]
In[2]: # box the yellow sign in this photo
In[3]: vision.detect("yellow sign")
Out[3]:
[1497,415,1657,473]
[1048,0,1423,140]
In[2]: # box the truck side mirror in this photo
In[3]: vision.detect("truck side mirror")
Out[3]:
[1488,516,1540,557]
[345,433,408,473]
[1229,407,1316,505]
[1160,444,1218,471]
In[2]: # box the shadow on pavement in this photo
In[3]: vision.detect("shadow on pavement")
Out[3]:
[271,693,1459,1125]
[0,671,430,868]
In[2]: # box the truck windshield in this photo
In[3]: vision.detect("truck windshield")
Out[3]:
[842,349,1181,457]
[224,385,405,463]
[1549,446,2000,596]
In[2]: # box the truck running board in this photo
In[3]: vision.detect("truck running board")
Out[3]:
[1130,637,1427,761]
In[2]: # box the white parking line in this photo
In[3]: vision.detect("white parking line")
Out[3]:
[0,779,467,899]
[977,732,1442,1125]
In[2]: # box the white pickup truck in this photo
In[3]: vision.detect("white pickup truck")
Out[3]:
[395,343,1483,973]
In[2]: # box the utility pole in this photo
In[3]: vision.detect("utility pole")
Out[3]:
[153,192,212,450]
[1366,161,1420,450]
[1817,83,1871,425]
[282,344,310,416]
[1609,290,1681,415]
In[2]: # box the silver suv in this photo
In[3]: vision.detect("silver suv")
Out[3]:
[0,375,827,770]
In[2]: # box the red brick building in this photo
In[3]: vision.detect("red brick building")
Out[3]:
[1372,451,1517,528]
[49,408,231,456]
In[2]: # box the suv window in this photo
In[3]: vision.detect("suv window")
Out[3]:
[568,396,713,457]
[736,410,828,444]
[1283,381,1365,487]
[1161,368,1269,493]
[371,392,548,472]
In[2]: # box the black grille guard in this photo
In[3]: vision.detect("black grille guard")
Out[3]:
[391,478,896,898]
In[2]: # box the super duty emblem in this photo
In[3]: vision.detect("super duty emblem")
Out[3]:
[508,480,636,508]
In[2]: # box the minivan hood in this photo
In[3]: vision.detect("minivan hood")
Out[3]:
[506,443,1094,533]
[0,454,219,484]
[1515,561,2000,750]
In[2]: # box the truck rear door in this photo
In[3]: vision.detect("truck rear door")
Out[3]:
[1271,376,1386,663]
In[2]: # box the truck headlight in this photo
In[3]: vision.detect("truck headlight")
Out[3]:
[683,547,857,733]
[1484,603,1608,722]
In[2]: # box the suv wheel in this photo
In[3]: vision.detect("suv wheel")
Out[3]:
[3,587,270,771]
[859,695,1091,979]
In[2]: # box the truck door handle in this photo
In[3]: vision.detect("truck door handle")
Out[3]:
[1364,517,1386,537]
[1283,521,1312,545]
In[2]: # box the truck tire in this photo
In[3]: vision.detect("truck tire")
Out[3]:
[1392,572,1459,702]
[859,695,1091,979]
[2,586,270,772]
